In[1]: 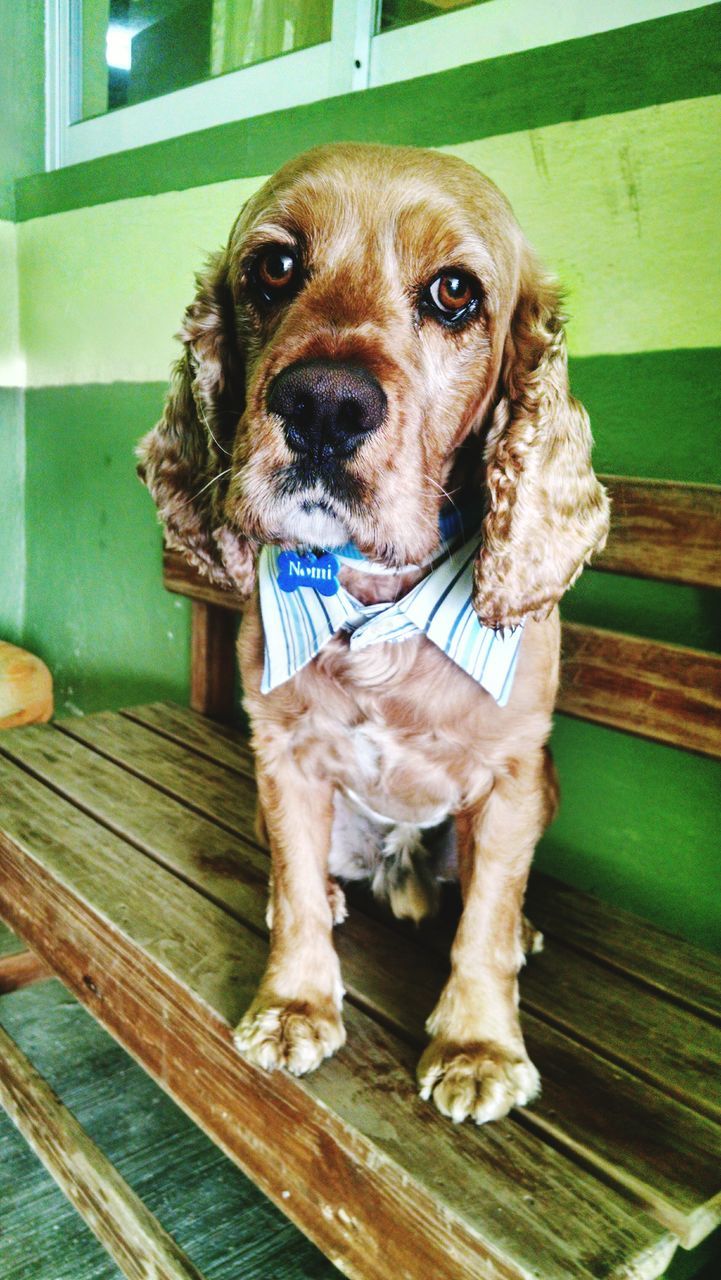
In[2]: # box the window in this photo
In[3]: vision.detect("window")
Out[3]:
[46,1,712,168]
[74,0,336,121]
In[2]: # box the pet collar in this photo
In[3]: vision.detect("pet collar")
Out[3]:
[258,510,524,705]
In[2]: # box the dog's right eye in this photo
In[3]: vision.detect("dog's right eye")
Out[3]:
[254,247,299,302]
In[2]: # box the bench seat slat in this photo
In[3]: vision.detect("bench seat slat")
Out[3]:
[122,702,255,776]
[0,749,676,1280]
[557,623,721,759]
[48,712,721,1128]
[525,875,721,1025]
[121,701,721,1018]
[3,714,720,1250]
[124,702,721,1025]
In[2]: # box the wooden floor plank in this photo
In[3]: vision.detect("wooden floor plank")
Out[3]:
[0,1023,209,1280]
[2,724,720,1248]
[0,979,338,1280]
[0,750,676,1280]
[49,713,721,1128]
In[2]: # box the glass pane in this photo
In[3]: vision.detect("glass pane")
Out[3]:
[378,0,491,37]
[71,0,333,122]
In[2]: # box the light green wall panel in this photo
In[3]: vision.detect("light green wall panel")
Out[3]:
[445,94,721,358]
[17,95,721,387]
[18,176,264,387]
[0,219,22,386]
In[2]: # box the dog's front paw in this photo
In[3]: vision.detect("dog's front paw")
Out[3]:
[417,1039,540,1125]
[234,997,346,1076]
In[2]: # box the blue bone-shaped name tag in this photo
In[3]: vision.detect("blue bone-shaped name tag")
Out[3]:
[277,550,340,596]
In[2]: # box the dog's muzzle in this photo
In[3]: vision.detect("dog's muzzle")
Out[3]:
[268,359,387,464]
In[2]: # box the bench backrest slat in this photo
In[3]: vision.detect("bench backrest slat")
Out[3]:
[597,477,721,589]
[163,475,720,752]
[558,622,721,760]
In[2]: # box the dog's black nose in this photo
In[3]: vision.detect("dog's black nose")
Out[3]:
[268,360,386,461]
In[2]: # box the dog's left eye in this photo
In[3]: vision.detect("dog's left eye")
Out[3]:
[425,272,479,322]
[254,246,299,302]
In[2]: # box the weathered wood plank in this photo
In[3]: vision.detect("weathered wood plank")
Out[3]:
[164,549,245,611]
[557,623,721,759]
[51,711,721,1128]
[189,602,237,722]
[0,948,52,994]
[121,702,255,776]
[0,978,338,1280]
[56,712,258,835]
[597,477,721,589]
[525,874,721,1026]
[4,720,720,1247]
[123,702,721,1023]
[0,752,676,1280]
[0,1024,208,1280]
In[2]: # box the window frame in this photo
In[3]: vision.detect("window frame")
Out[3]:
[45,0,715,171]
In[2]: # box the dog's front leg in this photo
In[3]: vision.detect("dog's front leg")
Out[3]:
[234,756,345,1076]
[418,752,545,1124]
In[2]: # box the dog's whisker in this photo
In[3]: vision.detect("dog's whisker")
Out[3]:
[178,467,233,509]
[196,397,232,457]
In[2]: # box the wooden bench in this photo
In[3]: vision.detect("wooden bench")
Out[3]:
[1,474,720,1280]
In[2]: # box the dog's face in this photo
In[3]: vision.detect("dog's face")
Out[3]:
[139,143,609,625]
[225,145,521,566]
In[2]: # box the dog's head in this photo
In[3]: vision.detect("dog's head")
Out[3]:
[139,143,609,626]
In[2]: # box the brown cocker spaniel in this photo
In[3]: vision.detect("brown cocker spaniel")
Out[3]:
[139,143,609,1126]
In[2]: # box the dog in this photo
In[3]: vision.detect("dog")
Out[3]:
[138,142,609,1126]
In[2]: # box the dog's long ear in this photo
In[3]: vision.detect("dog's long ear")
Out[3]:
[473,254,610,628]
[137,250,255,597]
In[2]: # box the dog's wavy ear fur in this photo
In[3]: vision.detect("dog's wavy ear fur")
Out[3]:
[473,252,610,628]
[136,249,255,597]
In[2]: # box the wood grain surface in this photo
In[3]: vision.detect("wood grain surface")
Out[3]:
[0,740,679,1280]
[598,477,721,589]
[0,1024,208,1280]
[557,623,721,759]
[0,978,339,1280]
[189,602,237,721]
[0,948,51,994]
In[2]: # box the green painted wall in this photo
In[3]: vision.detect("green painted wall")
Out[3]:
[0,1,44,221]
[23,385,191,716]
[6,5,721,966]
[0,2,44,645]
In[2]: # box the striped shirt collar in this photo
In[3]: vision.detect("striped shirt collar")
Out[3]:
[258,509,524,704]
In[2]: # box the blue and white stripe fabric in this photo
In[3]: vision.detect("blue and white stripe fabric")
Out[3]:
[258,519,524,704]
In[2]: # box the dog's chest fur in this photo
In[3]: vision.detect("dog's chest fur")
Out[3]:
[241,596,557,913]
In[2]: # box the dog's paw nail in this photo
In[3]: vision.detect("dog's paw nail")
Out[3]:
[417,1040,540,1125]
